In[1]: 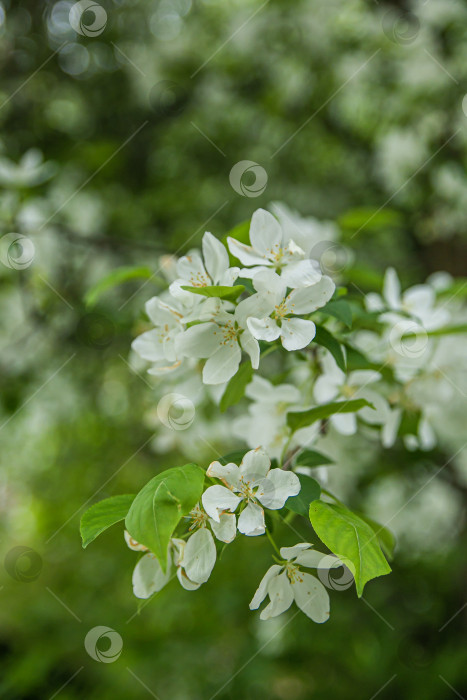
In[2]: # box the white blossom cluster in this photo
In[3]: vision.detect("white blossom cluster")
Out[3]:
[125,205,466,623]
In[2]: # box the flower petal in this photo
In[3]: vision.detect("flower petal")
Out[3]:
[235,293,276,328]
[132,553,171,599]
[176,323,220,358]
[239,328,260,369]
[291,572,330,623]
[177,250,210,287]
[280,543,312,560]
[227,237,269,266]
[247,316,281,342]
[383,267,401,309]
[249,208,283,256]
[202,342,241,384]
[124,530,148,552]
[287,276,335,313]
[206,461,240,488]
[249,564,283,609]
[202,485,241,522]
[281,260,322,288]
[280,318,316,351]
[202,232,229,284]
[260,570,294,620]
[183,527,216,584]
[239,447,271,481]
[237,501,265,536]
[256,468,300,510]
[177,566,201,590]
[132,330,168,362]
[210,512,237,543]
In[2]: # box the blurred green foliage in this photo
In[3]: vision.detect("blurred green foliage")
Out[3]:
[1,0,466,698]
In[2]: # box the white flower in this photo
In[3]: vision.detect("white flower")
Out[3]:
[245,269,335,351]
[125,523,218,597]
[314,351,389,435]
[233,376,301,460]
[131,296,184,375]
[227,208,324,288]
[270,202,340,257]
[202,447,300,536]
[175,299,263,384]
[249,543,333,622]
[171,527,217,590]
[169,232,239,305]
[365,267,449,331]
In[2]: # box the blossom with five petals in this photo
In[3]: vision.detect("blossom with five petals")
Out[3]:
[202,447,300,536]
[245,269,335,351]
[227,208,325,288]
[249,543,335,622]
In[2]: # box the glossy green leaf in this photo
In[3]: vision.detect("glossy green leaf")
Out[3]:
[357,513,396,561]
[309,501,391,597]
[320,300,353,328]
[125,464,205,572]
[85,266,153,307]
[287,398,374,432]
[181,284,245,301]
[80,494,135,548]
[314,325,346,371]
[285,474,321,517]
[219,361,253,412]
[294,449,334,468]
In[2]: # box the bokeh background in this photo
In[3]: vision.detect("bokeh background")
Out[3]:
[1,0,467,698]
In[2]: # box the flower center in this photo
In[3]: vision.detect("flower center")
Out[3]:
[220,320,239,346]
[189,504,208,530]
[285,562,304,584]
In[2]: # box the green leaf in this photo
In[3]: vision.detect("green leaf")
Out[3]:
[125,464,205,572]
[320,300,353,328]
[309,501,391,597]
[181,284,245,301]
[357,514,396,561]
[294,449,334,468]
[218,451,245,466]
[85,266,153,307]
[314,325,346,372]
[287,398,374,432]
[285,474,321,517]
[80,494,136,548]
[219,361,252,412]
[338,207,402,233]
